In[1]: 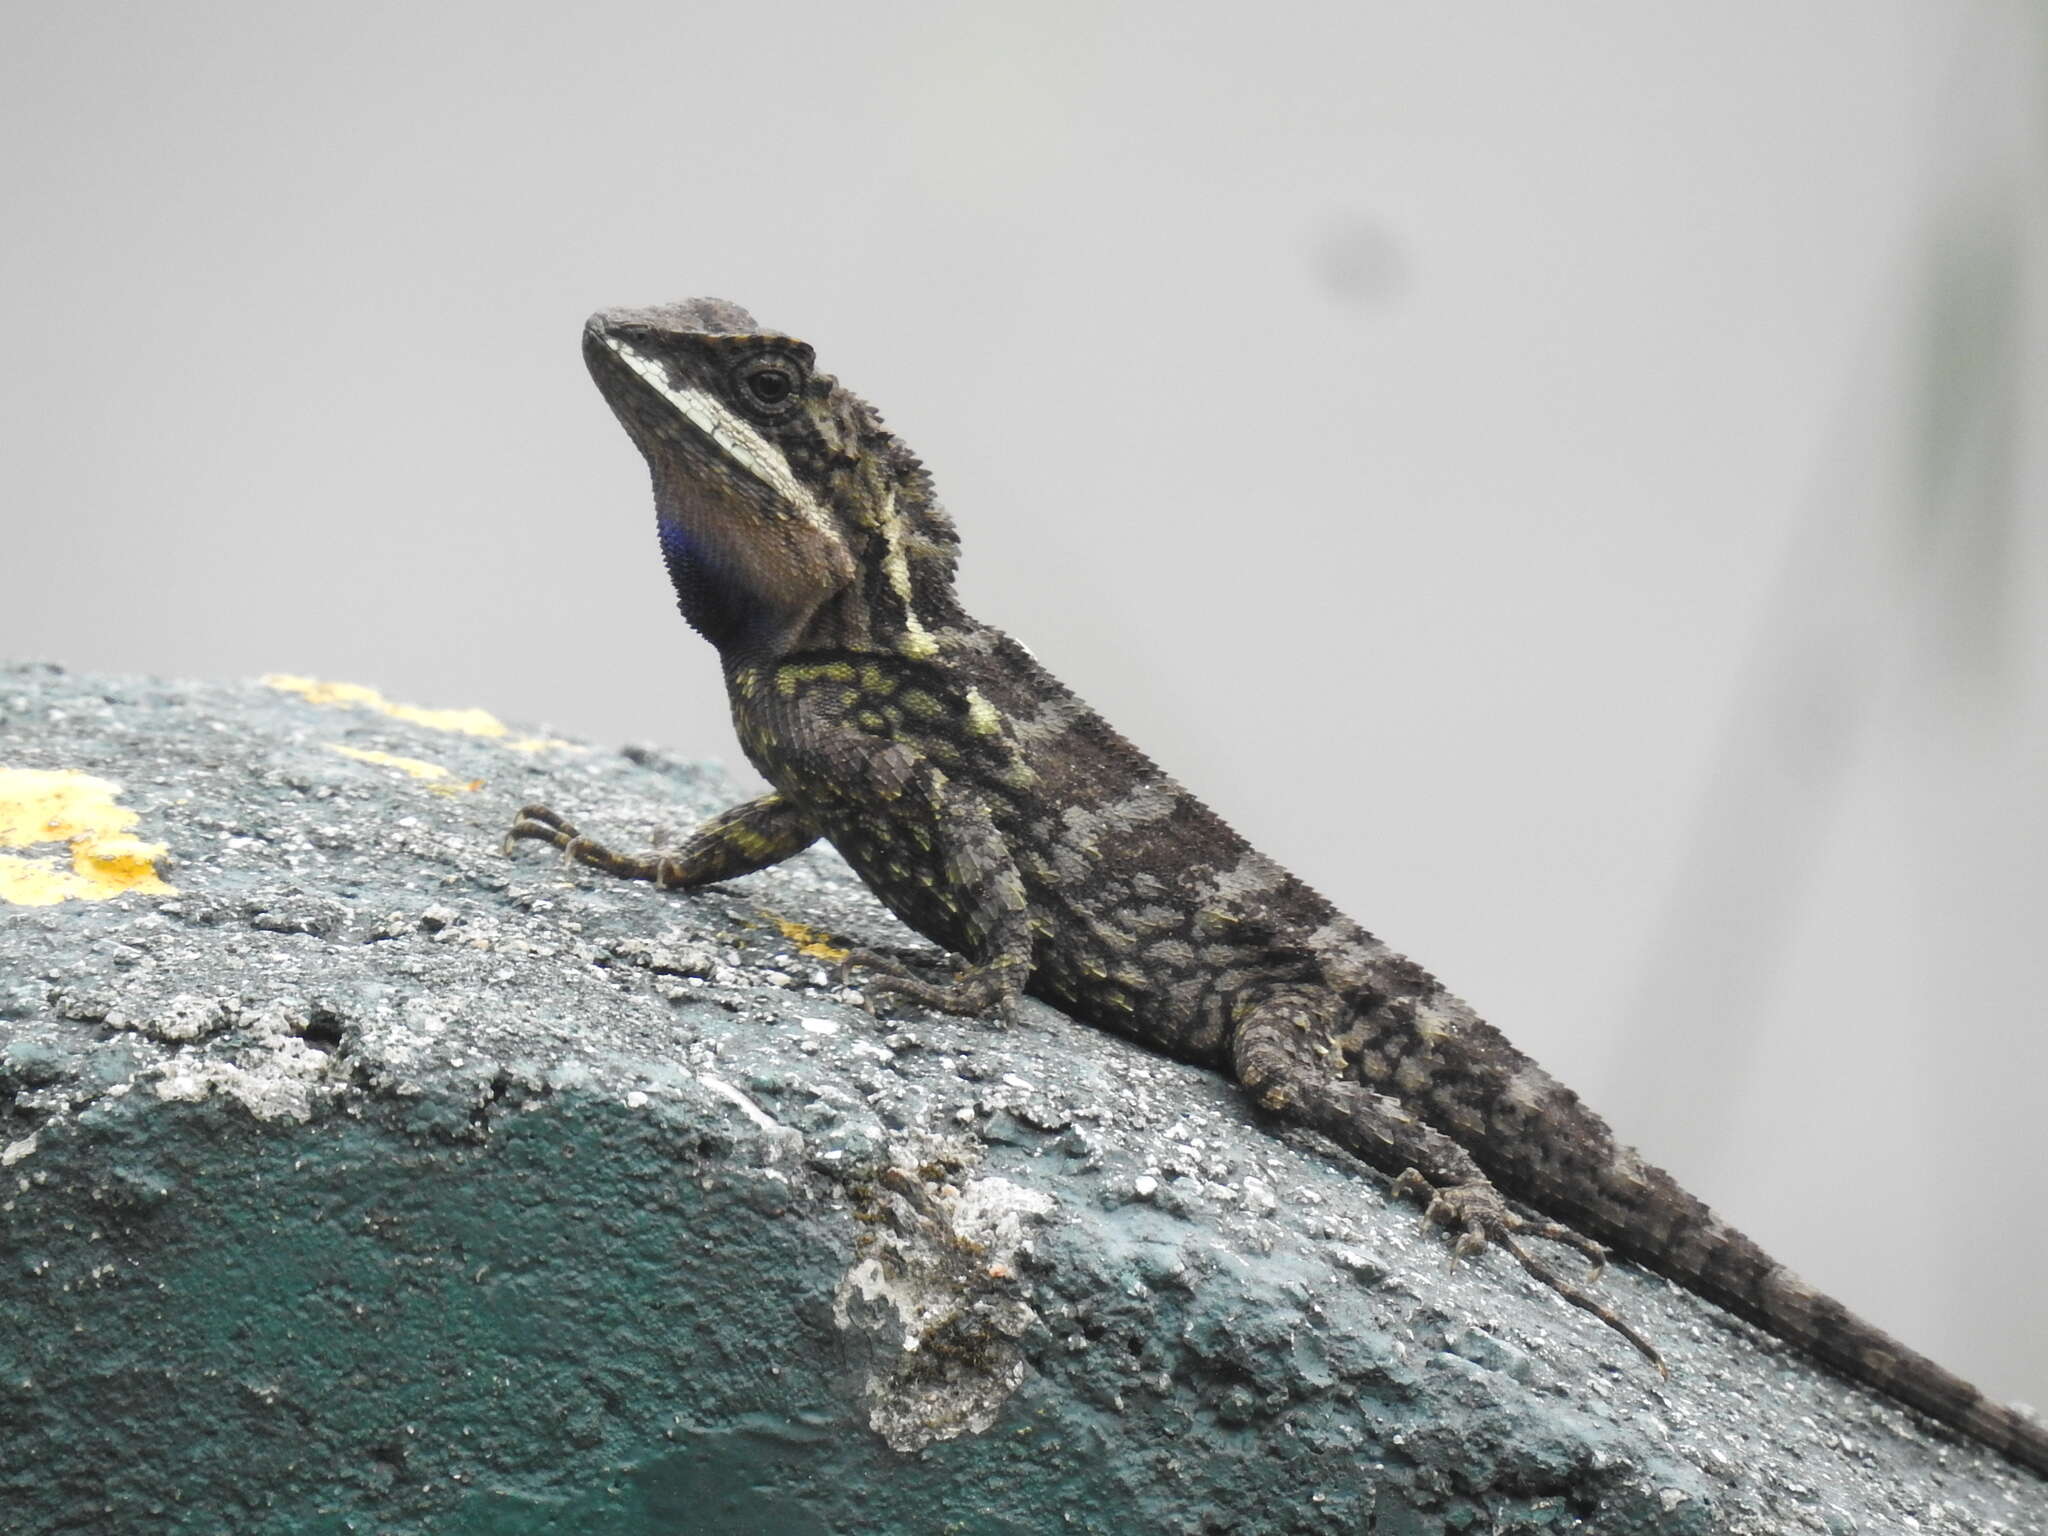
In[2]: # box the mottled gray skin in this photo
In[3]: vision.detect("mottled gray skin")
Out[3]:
[509,299,2048,1479]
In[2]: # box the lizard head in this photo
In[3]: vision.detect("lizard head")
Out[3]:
[583,300,961,663]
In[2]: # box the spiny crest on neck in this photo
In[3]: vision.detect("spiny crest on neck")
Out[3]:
[835,390,961,657]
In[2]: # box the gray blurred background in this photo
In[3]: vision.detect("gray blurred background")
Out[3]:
[4,3,2043,1410]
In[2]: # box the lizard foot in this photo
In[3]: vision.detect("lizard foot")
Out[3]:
[847,950,1028,1021]
[1391,1168,1665,1373]
[503,804,686,888]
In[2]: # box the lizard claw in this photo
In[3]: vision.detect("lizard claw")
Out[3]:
[1390,1167,1434,1205]
[1449,1228,1489,1264]
[504,803,580,857]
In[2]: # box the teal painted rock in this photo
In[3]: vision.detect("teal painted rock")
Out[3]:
[0,663,2039,1535]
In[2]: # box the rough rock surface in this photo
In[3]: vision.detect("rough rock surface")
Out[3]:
[0,661,2041,1536]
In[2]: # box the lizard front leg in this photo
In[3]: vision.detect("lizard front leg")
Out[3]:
[504,791,819,890]
[821,772,1034,1019]
[743,697,1037,1021]
[1232,992,1663,1369]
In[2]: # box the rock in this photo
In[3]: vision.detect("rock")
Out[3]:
[0,662,2040,1535]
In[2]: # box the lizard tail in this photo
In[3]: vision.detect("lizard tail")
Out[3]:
[1432,1017,2048,1477]
[1575,1162,2048,1479]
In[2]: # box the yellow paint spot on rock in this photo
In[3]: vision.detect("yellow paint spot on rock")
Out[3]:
[263,674,575,753]
[0,768,176,905]
[326,744,481,792]
[771,916,851,963]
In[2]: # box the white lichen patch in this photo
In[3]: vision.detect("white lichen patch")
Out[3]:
[152,1045,333,1122]
[148,1004,344,1123]
[108,993,235,1044]
[698,1073,788,1139]
[833,1138,1054,1452]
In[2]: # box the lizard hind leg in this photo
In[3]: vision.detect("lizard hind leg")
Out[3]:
[1231,995,1663,1371]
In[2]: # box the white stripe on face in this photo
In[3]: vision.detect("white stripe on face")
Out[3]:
[606,337,835,534]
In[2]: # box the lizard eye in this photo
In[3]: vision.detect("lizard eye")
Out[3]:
[733,354,803,416]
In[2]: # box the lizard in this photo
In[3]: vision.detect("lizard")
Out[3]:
[505,296,2048,1479]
